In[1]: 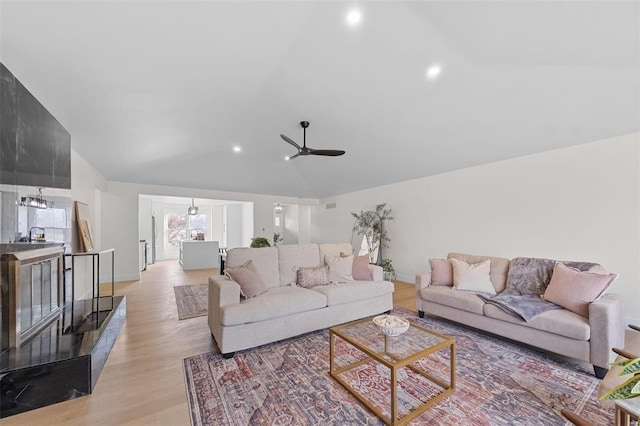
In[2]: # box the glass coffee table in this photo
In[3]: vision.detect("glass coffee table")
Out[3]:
[330,316,455,426]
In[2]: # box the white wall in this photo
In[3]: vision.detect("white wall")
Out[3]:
[298,205,312,244]
[211,205,224,243]
[139,197,153,243]
[71,149,107,252]
[100,188,139,282]
[241,203,253,247]
[312,133,640,326]
[70,149,108,298]
[224,204,244,249]
[283,204,299,244]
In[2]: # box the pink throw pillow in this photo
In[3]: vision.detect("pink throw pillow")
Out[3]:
[542,262,618,318]
[352,255,371,281]
[430,258,453,286]
[224,260,268,298]
[341,252,371,281]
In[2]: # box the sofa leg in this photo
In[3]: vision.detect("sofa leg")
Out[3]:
[593,365,608,379]
[418,310,425,318]
[223,352,235,359]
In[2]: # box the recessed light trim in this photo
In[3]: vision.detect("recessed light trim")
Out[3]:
[426,64,442,81]
[346,8,362,27]
[233,146,241,153]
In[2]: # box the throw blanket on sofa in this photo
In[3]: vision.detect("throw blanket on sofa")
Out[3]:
[479,257,599,322]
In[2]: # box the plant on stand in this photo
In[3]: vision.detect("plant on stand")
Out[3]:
[351,203,394,266]
[380,259,396,281]
[250,237,271,248]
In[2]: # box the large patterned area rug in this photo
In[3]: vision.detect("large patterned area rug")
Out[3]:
[174,284,208,320]
[183,307,613,425]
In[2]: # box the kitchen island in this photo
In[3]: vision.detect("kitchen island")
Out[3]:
[179,240,220,270]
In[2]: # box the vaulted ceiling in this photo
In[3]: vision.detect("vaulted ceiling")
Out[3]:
[1,1,638,198]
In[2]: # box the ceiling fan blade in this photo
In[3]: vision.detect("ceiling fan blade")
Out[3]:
[280,134,302,150]
[309,149,346,156]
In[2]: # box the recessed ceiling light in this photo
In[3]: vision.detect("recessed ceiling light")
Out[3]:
[426,64,442,81]
[346,9,362,27]
[233,146,241,153]
[284,156,290,161]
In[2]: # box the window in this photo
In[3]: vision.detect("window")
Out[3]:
[188,214,208,231]
[165,212,209,247]
[166,213,188,248]
[33,207,70,243]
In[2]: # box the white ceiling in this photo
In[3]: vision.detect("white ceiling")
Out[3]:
[2,1,638,199]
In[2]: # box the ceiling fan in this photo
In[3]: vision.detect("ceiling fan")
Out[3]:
[280,121,345,160]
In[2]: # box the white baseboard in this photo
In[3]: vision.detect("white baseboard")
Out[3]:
[394,273,415,284]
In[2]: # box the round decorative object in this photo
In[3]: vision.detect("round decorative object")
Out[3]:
[372,314,410,336]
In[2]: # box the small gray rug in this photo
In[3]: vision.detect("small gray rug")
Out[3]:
[174,284,208,320]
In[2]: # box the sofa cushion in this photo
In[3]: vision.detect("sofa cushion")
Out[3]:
[326,255,354,283]
[224,260,267,298]
[220,286,327,326]
[542,262,618,318]
[353,255,372,280]
[343,252,372,281]
[483,303,590,341]
[430,258,453,286]
[451,258,496,295]
[277,244,321,286]
[448,253,510,293]
[227,247,280,288]
[420,286,485,315]
[311,281,393,306]
[296,265,331,288]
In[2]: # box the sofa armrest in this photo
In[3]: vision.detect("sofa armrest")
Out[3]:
[589,293,625,369]
[415,273,431,314]
[368,264,384,281]
[415,273,431,290]
[208,276,241,335]
[209,275,241,307]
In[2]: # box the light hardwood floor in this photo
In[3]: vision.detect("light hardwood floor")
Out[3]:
[3,260,416,425]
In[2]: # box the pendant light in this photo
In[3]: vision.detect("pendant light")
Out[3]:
[188,198,198,215]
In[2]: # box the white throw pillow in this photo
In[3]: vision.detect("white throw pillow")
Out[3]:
[325,255,354,283]
[451,258,496,295]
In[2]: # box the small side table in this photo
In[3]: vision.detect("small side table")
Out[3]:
[615,398,640,426]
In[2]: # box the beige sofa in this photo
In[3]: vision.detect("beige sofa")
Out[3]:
[416,252,625,378]
[208,243,394,357]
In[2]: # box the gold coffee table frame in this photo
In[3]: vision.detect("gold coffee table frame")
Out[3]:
[330,317,455,426]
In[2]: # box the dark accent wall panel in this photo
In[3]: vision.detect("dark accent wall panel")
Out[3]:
[0,63,71,189]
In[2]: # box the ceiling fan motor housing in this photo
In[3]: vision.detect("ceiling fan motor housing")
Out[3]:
[280,120,345,159]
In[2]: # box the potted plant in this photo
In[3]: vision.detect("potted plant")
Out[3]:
[250,237,271,248]
[351,203,393,264]
[380,258,396,280]
[600,356,640,400]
